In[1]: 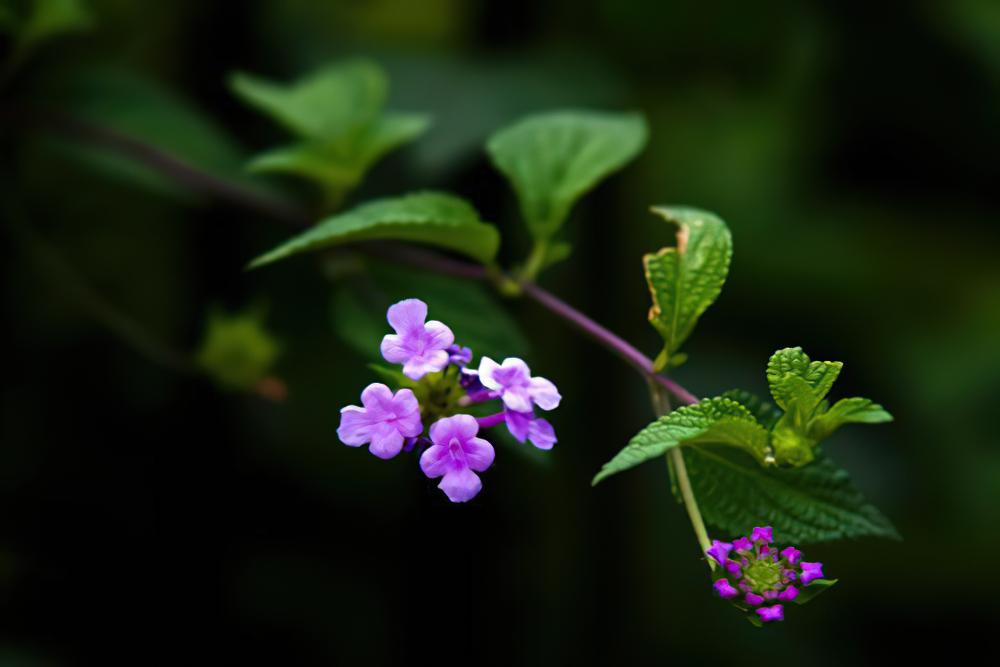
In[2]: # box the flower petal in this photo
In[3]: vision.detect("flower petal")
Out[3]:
[527,418,556,450]
[477,356,502,390]
[380,334,410,364]
[369,422,404,460]
[493,357,531,387]
[402,349,449,380]
[337,406,371,446]
[438,466,482,503]
[423,319,455,350]
[500,386,533,413]
[528,376,561,410]
[504,409,532,442]
[419,444,452,478]
[386,298,428,334]
[450,414,480,441]
[360,383,395,414]
[463,437,495,472]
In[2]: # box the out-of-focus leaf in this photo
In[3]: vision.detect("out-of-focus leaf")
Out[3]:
[486,109,647,240]
[683,446,899,544]
[50,67,272,201]
[644,207,732,368]
[246,112,430,198]
[592,398,770,485]
[231,61,429,202]
[249,192,499,268]
[196,307,281,392]
[330,261,529,363]
[230,60,387,140]
[4,0,92,52]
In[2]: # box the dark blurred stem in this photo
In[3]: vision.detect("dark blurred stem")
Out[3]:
[8,219,198,374]
[26,110,703,404]
[17,108,312,229]
[519,282,699,405]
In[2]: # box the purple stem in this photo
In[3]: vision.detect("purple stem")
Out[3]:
[31,109,702,407]
[461,388,496,405]
[519,283,699,405]
[477,412,507,429]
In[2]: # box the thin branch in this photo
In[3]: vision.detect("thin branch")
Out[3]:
[24,109,702,406]
[21,107,312,229]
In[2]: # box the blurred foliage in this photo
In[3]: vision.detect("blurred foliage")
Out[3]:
[195,306,281,392]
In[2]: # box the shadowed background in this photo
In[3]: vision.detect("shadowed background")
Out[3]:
[2,0,998,664]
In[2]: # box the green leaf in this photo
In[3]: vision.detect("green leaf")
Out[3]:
[486,110,648,240]
[50,67,275,202]
[592,398,769,486]
[196,307,281,391]
[644,207,732,366]
[230,60,387,141]
[249,192,500,268]
[682,446,899,544]
[793,578,838,605]
[719,389,782,430]
[766,347,842,412]
[231,62,429,202]
[808,398,893,440]
[246,112,430,201]
[11,0,92,52]
[763,347,891,466]
[330,260,529,363]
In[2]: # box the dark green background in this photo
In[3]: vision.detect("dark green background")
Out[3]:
[2,0,998,664]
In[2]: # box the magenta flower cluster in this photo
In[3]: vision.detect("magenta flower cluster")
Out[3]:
[337,298,561,502]
[707,526,825,623]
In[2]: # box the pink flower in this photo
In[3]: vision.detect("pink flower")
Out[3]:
[380,299,454,380]
[420,415,495,503]
[477,357,560,413]
[338,383,423,459]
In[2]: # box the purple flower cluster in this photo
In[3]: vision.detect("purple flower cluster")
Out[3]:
[707,526,826,623]
[337,298,561,502]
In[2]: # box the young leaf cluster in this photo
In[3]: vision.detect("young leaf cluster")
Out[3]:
[231,60,429,208]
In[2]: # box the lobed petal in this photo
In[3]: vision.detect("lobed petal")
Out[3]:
[368,422,405,460]
[360,383,395,416]
[493,358,531,387]
[337,406,371,446]
[504,409,532,442]
[528,376,561,410]
[419,444,452,478]
[500,386,533,413]
[437,466,482,503]
[527,418,557,450]
[751,526,774,543]
[423,320,455,350]
[402,349,450,380]
[386,298,428,334]
[477,357,502,390]
[380,334,411,364]
[463,437,495,472]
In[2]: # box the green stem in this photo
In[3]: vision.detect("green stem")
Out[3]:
[519,239,550,282]
[649,383,713,565]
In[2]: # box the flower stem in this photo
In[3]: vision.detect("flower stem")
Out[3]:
[650,383,713,564]
[476,412,506,429]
